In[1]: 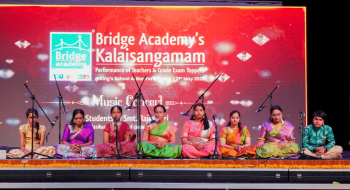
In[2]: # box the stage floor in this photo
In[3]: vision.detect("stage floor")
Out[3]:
[1,152,350,188]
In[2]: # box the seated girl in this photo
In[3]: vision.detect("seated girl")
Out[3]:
[219,110,256,158]
[55,109,95,158]
[8,108,55,158]
[181,103,219,158]
[256,105,300,158]
[95,105,137,157]
[140,104,182,158]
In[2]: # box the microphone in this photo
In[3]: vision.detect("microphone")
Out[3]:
[180,112,190,116]
[51,116,59,126]
[125,106,136,110]
[211,114,216,119]
[147,118,159,125]
[255,107,263,114]
[300,109,305,119]
[113,116,119,127]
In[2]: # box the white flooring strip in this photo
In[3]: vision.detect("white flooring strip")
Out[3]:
[0,182,349,189]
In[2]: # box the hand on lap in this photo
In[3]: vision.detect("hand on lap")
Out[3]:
[256,140,264,149]
[234,145,241,152]
[278,141,287,150]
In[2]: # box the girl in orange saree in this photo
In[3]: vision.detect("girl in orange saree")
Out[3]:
[181,103,219,158]
[219,110,256,158]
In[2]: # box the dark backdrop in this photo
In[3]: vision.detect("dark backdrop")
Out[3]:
[284,1,350,150]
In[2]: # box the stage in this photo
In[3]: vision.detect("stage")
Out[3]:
[1,156,350,189]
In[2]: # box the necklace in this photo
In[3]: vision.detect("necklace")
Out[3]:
[271,122,281,130]
[229,125,238,133]
[74,125,83,132]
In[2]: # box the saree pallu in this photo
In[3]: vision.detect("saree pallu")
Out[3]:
[55,122,95,158]
[95,122,137,157]
[140,121,182,158]
[219,126,256,158]
[181,120,220,158]
[256,142,300,158]
[8,146,55,158]
[55,144,95,158]
[61,122,95,145]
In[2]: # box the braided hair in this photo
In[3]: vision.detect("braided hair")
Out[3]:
[25,108,40,140]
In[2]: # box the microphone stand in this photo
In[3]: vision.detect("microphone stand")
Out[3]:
[126,73,156,159]
[255,86,279,114]
[45,116,58,143]
[180,74,222,116]
[210,115,236,160]
[299,110,305,157]
[107,117,135,159]
[21,84,57,159]
[53,74,68,144]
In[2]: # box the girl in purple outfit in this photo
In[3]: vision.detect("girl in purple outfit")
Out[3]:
[55,109,95,158]
[256,105,300,158]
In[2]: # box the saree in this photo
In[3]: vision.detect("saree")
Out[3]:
[181,120,220,158]
[8,124,55,158]
[256,120,300,158]
[219,126,256,158]
[140,121,182,158]
[55,122,95,158]
[95,122,137,157]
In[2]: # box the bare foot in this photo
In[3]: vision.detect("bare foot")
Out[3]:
[322,154,342,159]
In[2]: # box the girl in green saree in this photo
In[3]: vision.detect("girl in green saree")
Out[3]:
[140,105,182,158]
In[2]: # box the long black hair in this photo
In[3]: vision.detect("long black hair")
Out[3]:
[226,110,242,133]
[70,109,86,125]
[26,108,40,140]
[190,103,210,130]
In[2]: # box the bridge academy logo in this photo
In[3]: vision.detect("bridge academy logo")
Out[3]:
[49,32,92,81]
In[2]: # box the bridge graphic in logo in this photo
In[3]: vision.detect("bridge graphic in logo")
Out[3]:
[50,32,92,81]
[53,35,90,52]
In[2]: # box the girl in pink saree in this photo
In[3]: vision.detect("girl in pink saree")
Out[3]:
[181,103,220,158]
